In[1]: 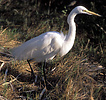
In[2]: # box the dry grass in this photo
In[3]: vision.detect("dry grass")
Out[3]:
[0,28,105,100]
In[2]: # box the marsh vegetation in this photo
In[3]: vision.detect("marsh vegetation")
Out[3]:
[0,0,105,100]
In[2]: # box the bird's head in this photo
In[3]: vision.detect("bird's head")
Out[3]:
[75,6,101,16]
[67,6,101,25]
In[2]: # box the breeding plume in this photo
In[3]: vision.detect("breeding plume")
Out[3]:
[12,6,101,62]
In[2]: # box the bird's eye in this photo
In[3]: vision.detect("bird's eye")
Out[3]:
[82,10,86,12]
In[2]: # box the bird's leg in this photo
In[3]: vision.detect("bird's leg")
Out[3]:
[27,60,37,82]
[42,61,47,89]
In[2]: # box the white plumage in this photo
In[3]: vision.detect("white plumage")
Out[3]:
[11,6,101,62]
[12,32,64,62]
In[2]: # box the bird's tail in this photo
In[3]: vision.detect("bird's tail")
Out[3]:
[0,52,13,58]
[0,47,13,58]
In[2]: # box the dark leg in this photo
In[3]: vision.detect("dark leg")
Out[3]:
[27,60,36,81]
[42,61,47,89]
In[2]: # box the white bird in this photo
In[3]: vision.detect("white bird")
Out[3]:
[12,6,101,63]
[11,6,101,85]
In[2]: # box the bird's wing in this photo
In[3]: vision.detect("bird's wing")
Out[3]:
[11,32,64,62]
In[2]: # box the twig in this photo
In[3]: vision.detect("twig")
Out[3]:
[0,62,5,71]
[9,81,15,92]
[84,39,90,50]
[23,90,36,93]
[2,78,17,86]
[51,67,56,72]
[0,27,8,35]
[2,73,22,86]
[35,75,38,83]
[3,68,8,83]
[0,52,13,58]
[38,87,46,100]
[15,96,26,100]
[0,59,13,71]
[10,73,22,83]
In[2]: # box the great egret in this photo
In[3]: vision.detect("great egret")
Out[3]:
[11,6,101,86]
[12,6,101,62]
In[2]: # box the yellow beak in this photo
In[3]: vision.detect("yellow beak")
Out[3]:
[84,10,101,17]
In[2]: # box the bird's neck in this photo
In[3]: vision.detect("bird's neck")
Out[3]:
[65,12,77,47]
[59,11,77,57]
